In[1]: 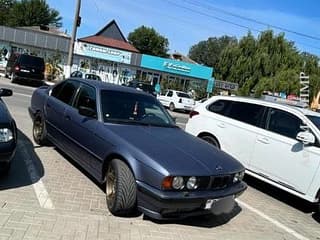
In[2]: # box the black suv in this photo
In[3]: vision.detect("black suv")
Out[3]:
[5,53,45,84]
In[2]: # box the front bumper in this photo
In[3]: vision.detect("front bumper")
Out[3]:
[0,140,16,169]
[137,180,247,220]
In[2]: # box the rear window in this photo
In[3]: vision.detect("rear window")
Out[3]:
[177,92,191,98]
[19,55,44,67]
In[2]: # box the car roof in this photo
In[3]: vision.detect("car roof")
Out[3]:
[207,95,320,117]
[68,77,152,96]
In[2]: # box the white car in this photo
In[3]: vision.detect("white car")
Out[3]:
[157,89,195,111]
[70,71,101,81]
[185,95,320,211]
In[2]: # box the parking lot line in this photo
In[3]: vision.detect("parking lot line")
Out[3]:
[19,143,55,210]
[236,199,309,240]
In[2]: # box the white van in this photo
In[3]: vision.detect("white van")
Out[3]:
[185,96,320,211]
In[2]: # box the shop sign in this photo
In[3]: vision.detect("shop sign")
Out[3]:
[141,55,213,80]
[215,80,239,91]
[163,61,191,73]
[74,42,132,64]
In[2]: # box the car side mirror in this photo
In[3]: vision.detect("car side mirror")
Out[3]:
[79,106,96,118]
[296,131,315,145]
[0,88,12,97]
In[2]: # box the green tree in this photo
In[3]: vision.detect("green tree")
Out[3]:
[0,0,15,25]
[188,35,237,69]
[128,26,169,57]
[7,0,62,27]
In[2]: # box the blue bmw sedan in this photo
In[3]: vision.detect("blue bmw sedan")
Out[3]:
[29,78,246,220]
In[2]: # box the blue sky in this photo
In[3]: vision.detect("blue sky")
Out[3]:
[47,0,320,57]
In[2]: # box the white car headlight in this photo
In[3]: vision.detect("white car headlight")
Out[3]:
[186,176,198,190]
[233,171,245,183]
[172,176,185,190]
[0,128,13,142]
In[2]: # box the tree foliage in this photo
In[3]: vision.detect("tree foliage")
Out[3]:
[128,26,169,57]
[2,0,62,27]
[209,30,320,100]
[188,35,237,69]
[0,0,15,25]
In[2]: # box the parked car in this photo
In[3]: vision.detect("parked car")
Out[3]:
[185,95,320,212]
[5,53,45,84]
[70,70,102,81]
[157,89,195,112]
[0,88,17,174]
[29,78,247,220]
[126,80,156,96]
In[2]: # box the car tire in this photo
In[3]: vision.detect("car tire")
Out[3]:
[106,159,137,216]
[169,102,175,111]
[33,115,49,146]
[10,73,15,83]
[200,135,220,149]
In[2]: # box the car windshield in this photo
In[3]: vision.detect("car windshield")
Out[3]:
[100,90,176,127]
[177,92,191,98]
[306,115,320,130]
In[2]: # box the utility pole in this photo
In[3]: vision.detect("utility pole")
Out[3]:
[66,0,81,78]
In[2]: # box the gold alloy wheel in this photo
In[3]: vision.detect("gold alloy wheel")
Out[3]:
[33,119,43,141]
[106,165,116,206]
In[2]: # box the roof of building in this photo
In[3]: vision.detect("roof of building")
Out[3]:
[170,52,198,64]
[78,20,139,53]
[78,35,139,53]
[17,25,70,38]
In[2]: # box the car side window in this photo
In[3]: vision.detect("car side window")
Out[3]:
[208,100,231,116]
[167,91,173,97]
[227,102,265,127]
[70,71,78,77]
[51,82,65,98]
[267,108,302,139]
[54,81,80,105]
[74,85,97,116]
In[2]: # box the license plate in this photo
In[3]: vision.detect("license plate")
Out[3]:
[204,199,219,209]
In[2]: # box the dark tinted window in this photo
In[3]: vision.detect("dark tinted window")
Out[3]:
[167,91,173,97]
[228,102,265,126]
[208,100,231,116]
[51,82,65,98]
[267,109,302,139]
[74,85,97,114]
[100,90,175,126]
[306,115,320,131]
[55,81,79,105]
[19,55,44,67]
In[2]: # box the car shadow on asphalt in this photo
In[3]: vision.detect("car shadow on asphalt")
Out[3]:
[143,204,242,228]
[244,175,320,223]
[0,130,44,190]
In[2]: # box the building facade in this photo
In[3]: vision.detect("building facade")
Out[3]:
[0,20,214,94]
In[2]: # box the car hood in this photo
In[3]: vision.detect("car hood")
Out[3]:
[0,100,12,124]
[104,124,243,176]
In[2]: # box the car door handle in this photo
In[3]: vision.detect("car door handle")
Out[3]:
[217,123,226,128]
[257,137,269,144]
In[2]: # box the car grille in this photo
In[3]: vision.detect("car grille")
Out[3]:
[209,175,232,190]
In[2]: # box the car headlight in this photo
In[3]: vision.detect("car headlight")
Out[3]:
[186,176,198,190]
[172,176,185,190]
[0,128,13,142]
[233,171,245,183]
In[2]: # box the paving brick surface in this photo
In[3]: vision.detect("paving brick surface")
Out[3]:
[0,78,319,240]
